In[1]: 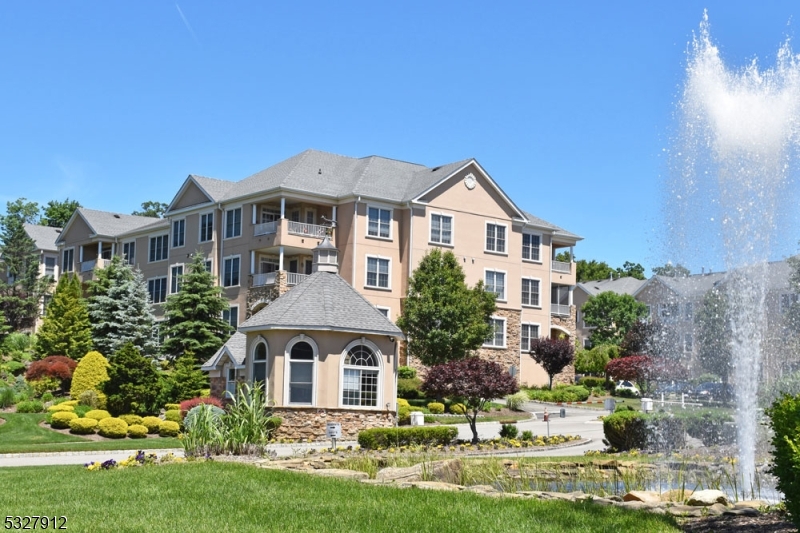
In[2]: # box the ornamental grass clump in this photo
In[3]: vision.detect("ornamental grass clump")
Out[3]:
[69,417,98,434]
[98,417,128,438]
[50,411,78,429]
[220,382,279,455]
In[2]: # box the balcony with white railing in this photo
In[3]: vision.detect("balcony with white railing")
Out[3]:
[252,272,277,287]
[79,258,111,273]
[551,303,571,316]
[286,272,308,286]
[551,260,572,274]
[287,221,328,238]
[254,221,278,236]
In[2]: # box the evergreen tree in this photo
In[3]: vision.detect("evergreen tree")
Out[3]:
[36,273,92,360]
[0,200,50,331]
[87,256,159,357]
[162,253,232,365]
[104,342,162,416]
[162,351,209,403]
[397,249,496,366]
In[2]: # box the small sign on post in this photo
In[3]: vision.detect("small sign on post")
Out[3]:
[326,422,342,450]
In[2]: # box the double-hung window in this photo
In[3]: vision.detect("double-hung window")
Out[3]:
[484,317,506,348]
[62,248,74,273]
[149,235,168,262]
[522,233,540,261]
[342,344,379,407]
[200,213,214,242]
[485,270,506,301]
[520,323,540,352]
[288,341,314,404]
[225,208,242,239]
[170,265,183,294]
[223,256,240,287]
[44,257,56,277]
[252,342,267,385]
[366,256,390,289]
[148,277,168,304]
[222,305,238,329]
[367,207,391,239]
[122,241,136,265]
[521,278,540,307]
[485,223,506,253]
[430,213,453,245]
[172,219,185,248]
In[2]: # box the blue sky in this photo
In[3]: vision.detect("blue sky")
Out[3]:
[1,2,798,275]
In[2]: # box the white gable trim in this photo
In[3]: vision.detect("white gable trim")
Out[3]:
[166,175,216,215]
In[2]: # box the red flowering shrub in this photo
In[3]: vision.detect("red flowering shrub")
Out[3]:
[605,355,653,392]
[25,356,78,390]
[179,396,223,417]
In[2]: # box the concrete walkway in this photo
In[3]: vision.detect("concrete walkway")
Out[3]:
[0,403,606,467]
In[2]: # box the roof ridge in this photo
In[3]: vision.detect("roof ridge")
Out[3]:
[280,149,314,187]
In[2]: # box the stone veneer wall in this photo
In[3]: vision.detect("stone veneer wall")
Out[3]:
[246,270,288,319]
[476,308,522,377]
[550,306,577,386]
[272,407,395,441]
[210,376,225,399]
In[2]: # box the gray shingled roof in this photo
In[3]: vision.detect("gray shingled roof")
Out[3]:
[76,208,164,238]
[202,331,247,370]
[578,276,647,297]
[239,270,404,337]
[23,224,61,252]
[191,175,236,203]
[522,211,582,241]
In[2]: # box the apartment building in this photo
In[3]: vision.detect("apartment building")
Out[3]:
[54,149,582,387]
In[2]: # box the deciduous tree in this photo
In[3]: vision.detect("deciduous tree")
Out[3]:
[581,292,649,346]
[36,273,92,360]
[40,198,81,228]
[422,357,518,444]
[605,354,653,392]
[397,249,496,366]
[652,262,691,278]
[529,337,575,389]
[575,344,618,375]
[132,201,168,218]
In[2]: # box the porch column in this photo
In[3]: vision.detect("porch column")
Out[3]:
[279,246,284,271]
[332,206,337,223]
[570,246,574,262]
[252,205,257,224]
[250,251,255,275]
[568,286,574,306]
[79,245,84,262]
[111,243,115,257]
[97,241,102,256]
[280,198,285,219]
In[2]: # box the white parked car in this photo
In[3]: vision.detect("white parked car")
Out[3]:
[615,380,641,396]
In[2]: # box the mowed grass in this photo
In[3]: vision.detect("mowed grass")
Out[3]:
[0,414,181,453]
[0,462,681,533]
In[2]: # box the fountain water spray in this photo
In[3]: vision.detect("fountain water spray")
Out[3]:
[669,12,800,483]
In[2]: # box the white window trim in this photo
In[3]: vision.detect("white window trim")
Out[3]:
[521,231,543,263]
[304,207,317,225]
[521,276,542,308]
[428,211,455,247]
[283,335,319,406]
[483,316,507,349]
[222,254,241,288]
[484,221,508,256]
[251,338,269,391]
[199,211,214,243]
[62,247,75,273]
[148,234,169,263]
[375,306,391,319]
[484,268,507,302]
[172,218,186,249]
[147,275,168,304]
[520,322,542,353]
[365,205,393,241]
[338,338,384,410]
[224,206,243,240]
[223,304,239,329]
[121,240,136,266]
[364,254,392,291]
[204,258,213,274]
[169,263,184,294]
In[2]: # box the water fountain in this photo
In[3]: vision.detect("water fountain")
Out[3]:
[666,12,800,484]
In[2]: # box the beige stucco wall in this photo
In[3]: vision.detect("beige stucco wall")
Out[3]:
[171,181,212,210]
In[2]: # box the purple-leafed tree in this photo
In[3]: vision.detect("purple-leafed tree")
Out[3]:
[421,357,518,444]
[529,337,575,389]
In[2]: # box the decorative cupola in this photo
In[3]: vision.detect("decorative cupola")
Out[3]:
[312,236,339,274]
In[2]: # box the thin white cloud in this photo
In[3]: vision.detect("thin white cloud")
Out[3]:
[176,4,201,46]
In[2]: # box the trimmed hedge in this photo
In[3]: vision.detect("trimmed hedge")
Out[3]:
[397,377,422,400]
[165,403,181,411]
[119,414,143,426]
[84,409,111,421]
[47,403,75,413]
[141,416,162,434]
[579,376,606,389]
[69,417,98,434]
[97,417,128,438]
[165,410,182,424]
[16,400,45,413]
[396,398,410,408]
[767,393,800,530]
[70,351,109,406]
[449,403,466,415]
[127,424,148,439]
[526,385,591,403]
[159,420,180,437]
[50,411,78,429]
[358,426,458,449]
[602,410,648,451]
[427,402,445,414]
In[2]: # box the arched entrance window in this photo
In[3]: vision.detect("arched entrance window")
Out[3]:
[341,341,381,407]
[252,341,268,388]
[286,338,316,405]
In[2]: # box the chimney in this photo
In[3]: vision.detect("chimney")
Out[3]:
[312,235,339,274]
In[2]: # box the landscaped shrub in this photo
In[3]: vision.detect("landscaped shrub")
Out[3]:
[499,423,518,439]
[141,416,162,434]
[427,402,444,414]
[449,403,466,415]
[15,400,44,413]
[397,398,410,408]
[29,377,61,397]
[69,417,98,434]
[615,388,639,399]
[104,343,162,416]
[119,414,143,426]
[84,409,111,421]
[159,420,181,437]
[603,410,648,451]
[70,351,110,400]
[165,404,181,412]
[767,393,800,529]
[98,417,128,438]
[526,385,590,403]
[673,409,734,446]
[73,405,92,418]
[398,366,417,379]
[78,389,102,409]
[645,413,686,452]
[47,403,75,413]
[579,376,606,389]
[127,424,148,439]
[521,430,534,441]
[0,388,15,408]
[397,404,411,425]
[505,391,529,411]
[165,410,182,424]
[178,397,222,417]
[397,377,422,399]
[24,355,77,390]
[357,426,458,449]
[61,400,79,407]
[41,391,54,403]
[50,411,78,429]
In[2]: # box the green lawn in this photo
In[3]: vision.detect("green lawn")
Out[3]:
[0,413,181,454]
[0,462,681,533]
[431,412,532,424]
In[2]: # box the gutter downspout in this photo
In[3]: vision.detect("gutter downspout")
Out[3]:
[218,203,224,283]
[352,197,360,285]
[548,234,553,338]
[406,202,414,279]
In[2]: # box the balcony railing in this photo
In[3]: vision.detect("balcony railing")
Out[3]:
[79,258,111,273]
[287,221,328,238]
[551,303,571,316]
[252,272,277,287]
[286,272,308,286]
[254,221,279,236]
[552,260,572,274]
